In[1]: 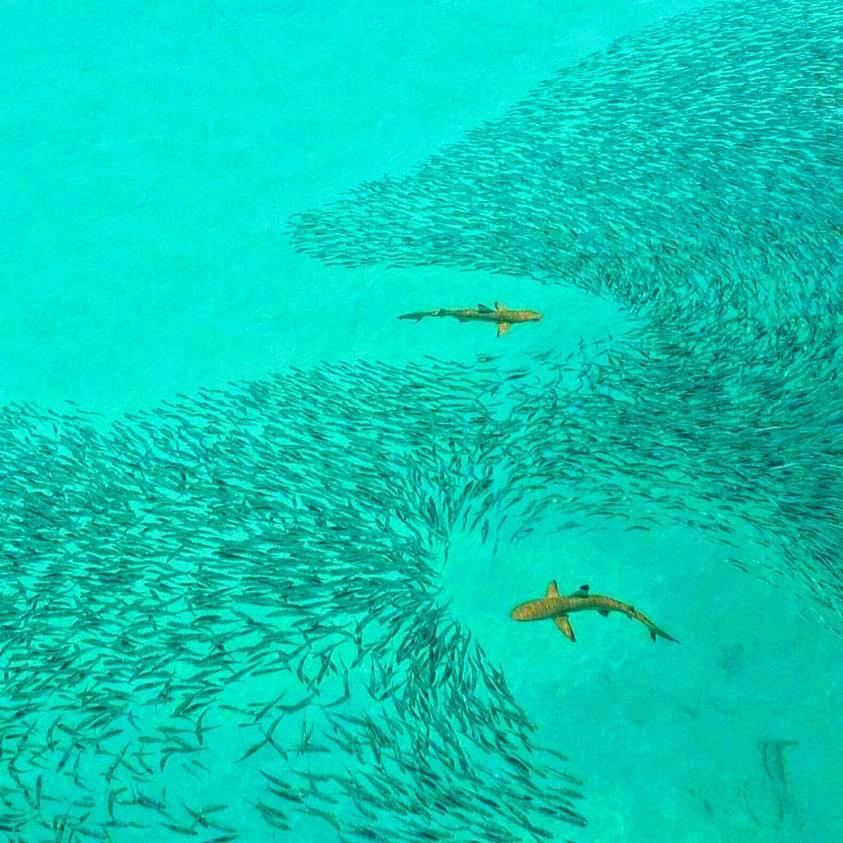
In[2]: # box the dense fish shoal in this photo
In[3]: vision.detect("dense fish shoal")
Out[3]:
[289,0,843,633]
[2,0,842,838]
[0,358,586,842]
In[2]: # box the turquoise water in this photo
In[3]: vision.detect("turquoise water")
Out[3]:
[2,0,841,841]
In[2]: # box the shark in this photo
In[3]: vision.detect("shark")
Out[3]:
[511,581,679,643]
[397,302,542,336]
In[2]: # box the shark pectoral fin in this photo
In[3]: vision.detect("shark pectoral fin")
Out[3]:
[546,580,560,598]
[494,302,506,312]
[554,615,576,642]
[497,322,512,337]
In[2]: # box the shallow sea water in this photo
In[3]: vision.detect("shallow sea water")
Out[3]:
[1,1,841,841]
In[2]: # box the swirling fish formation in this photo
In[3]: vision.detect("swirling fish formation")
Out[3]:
[290,0,843,629]
[2,0,841,839]
[0,360,584,842]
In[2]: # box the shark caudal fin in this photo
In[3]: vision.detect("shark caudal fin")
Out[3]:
[554,615,576,642]
[647,623,680,644]
[397,311,429,322]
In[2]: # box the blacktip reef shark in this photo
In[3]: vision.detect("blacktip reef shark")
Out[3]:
[397,302,542,336]
[511,581,679,644]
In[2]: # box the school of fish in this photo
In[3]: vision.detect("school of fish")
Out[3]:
[291,0,843,634]
[1,0,840,840]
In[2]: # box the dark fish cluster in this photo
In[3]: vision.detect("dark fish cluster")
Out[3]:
[290,0,843,630]
[0,359,586,841]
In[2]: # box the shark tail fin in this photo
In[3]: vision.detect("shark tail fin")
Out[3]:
[398,311,429,322]
[649,625,679,644]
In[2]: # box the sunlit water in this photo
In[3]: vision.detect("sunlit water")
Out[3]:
[1,2,840,841]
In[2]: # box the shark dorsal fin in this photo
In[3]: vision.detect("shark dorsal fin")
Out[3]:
[494,301,506,312]
[570,584,590,597]
[477,303,493,313]
[546,580,560,598]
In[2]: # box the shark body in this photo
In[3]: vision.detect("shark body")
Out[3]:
[398,302,541,336]
[511,581,679,643]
